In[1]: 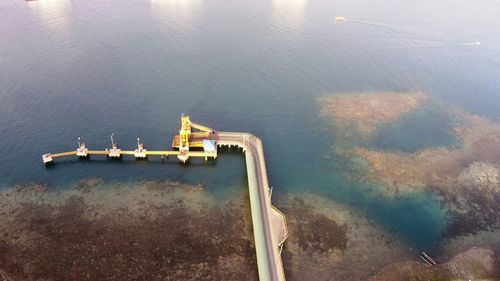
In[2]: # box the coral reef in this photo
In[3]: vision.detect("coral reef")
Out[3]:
[319,91,427,136]
[321,91,500,238]
[0,180,257,281]
[0,181,417,281]
[370,247,500,281]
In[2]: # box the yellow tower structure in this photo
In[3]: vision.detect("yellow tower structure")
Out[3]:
[175,114,216,162]
[178,114,192,160]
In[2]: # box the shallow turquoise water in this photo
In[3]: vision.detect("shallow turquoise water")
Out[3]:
[1,0,499,249]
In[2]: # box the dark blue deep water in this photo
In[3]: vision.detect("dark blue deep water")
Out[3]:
[1,0,499,249]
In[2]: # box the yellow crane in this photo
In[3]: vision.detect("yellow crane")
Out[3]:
[177,114,215,162]
[179,114,192,155]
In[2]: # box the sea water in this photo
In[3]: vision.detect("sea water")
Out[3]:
[1,0,499,249]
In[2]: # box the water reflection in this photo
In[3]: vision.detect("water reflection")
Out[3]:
[150,0,202,29]
[26,0,72,32]
[272,0,307,30]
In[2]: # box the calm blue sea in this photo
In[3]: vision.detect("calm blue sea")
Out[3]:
[1,0,499,249]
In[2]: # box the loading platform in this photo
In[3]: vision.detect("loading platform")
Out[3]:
[43,145,217,163]
[43,115,218,164]
[41,115,288,281]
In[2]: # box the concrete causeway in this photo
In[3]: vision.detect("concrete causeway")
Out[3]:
[215,132,288,281]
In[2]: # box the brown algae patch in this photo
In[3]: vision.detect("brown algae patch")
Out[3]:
[0,179,258,281]
[319,91,428,136]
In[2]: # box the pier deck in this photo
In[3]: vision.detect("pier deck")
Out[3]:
[43,150,218,162]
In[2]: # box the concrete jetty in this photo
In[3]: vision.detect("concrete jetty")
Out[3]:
[215,132,288,281]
